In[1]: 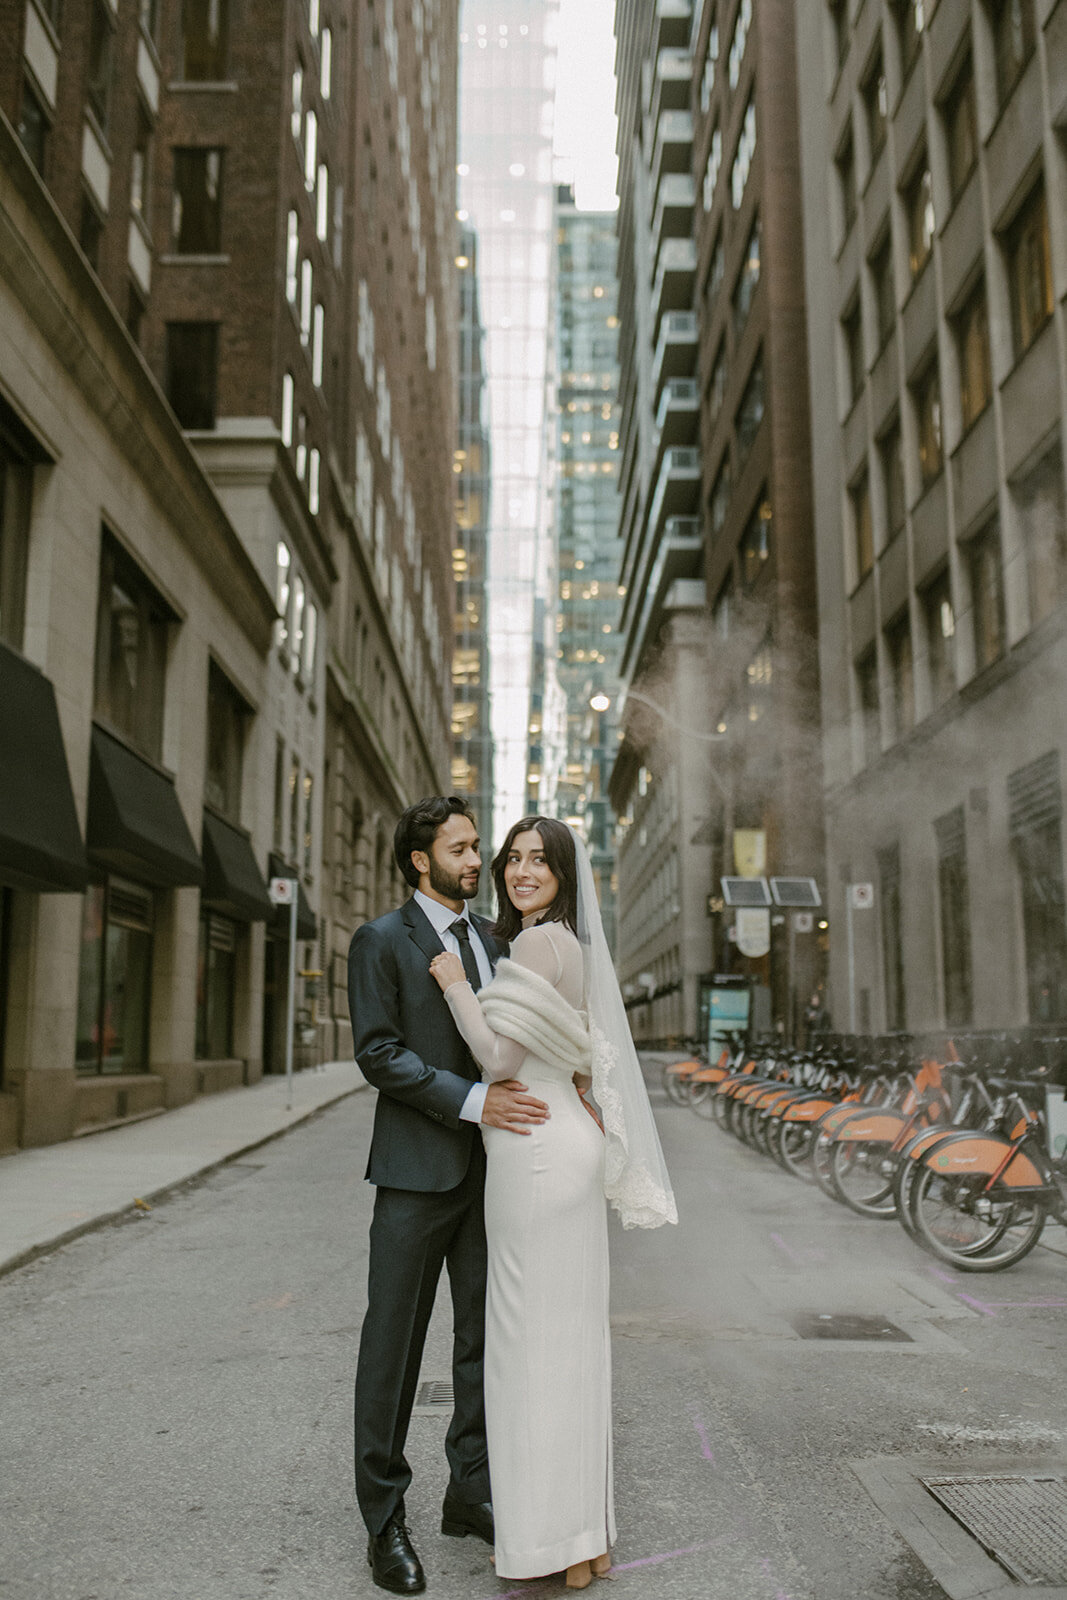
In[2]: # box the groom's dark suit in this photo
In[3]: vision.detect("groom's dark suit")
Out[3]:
[348,896,505,1536]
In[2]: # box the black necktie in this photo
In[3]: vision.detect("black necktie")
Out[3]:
[450,919,482,993]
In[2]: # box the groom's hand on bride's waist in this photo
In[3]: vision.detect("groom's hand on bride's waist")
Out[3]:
[481,1080,550,1134]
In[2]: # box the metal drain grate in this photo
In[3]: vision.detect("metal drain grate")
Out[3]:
[791,1312,913,1342]
[413,1379,454,1409]
[920,1473,1067,1585]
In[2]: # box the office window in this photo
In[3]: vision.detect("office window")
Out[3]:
[182,0,229,80]
[171,149,223,254]
[303,600,318,682]
[304,109,318,192]
[968,517,1005,671]
[1016,445,1066,626]
[905,161,935,278]
[880,422,905,537]
[915,361,942,486]
[740,499,773,588]
[93,534,171,762]
[196,912,236,1060]
[291,61,304,140]
[896,0,924,79]
[273,738,285,852]
[79,193,104,271]
[17,78,49,174]
[165,323,218,429]
[856,647,880,765]
[700,23,719,112]
[923,568,955,707]
[312,303,324,386]
[728,0,752,87]
[288,756,300,862]
[944,54,977,201]
[321,28,333,98]
[843,299,864,405]
[308,448,321,515]
[140,0,160,39]
[935,809,973,1026]
[956,278,992,430]
[130,104,153,227]
[708,342,728,425]
[204,660,246,821]
[0,428,33,654]
[862,48,888,161]
[300,259,313,344]
[76,879,153,1075]
[302,770,314,876]
[1006,181,1053,358]
[991,0,1035,105]
[829,0,849,70]
[275,541,291,655]
[291,573,306,676]
[732,219,760,335]
[1014,810,1067,1024]
[709,458,732,538]
[735,354,764,466]
[885,611,914,739]
[285,211,299,302]
[87,0,113,131]
[871,235,895,349]
[837,127,857,239]
[281,372,294,447]
[731,100,757,210]
[705,225,725,308]
[316,163,329,241]
[851,470,874,580]
[879,843,907,1030]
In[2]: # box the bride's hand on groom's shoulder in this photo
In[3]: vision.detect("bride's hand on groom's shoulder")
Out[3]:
[429,952,467,992]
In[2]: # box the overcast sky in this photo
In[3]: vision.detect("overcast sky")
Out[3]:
[554,0,619,210]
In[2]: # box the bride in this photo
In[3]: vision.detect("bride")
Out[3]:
[429,816,676,1588]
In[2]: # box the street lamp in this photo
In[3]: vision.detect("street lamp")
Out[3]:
[588,689,728,743]
[589,692,611,713]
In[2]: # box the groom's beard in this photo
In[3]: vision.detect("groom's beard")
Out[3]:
[428,857,479,901]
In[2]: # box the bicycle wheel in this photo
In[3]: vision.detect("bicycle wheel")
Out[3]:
[812,1131,838,1198]
[663,1064,692,1106]
[778,1121,816,1180]
[691,1081,721,1120]
[911,1167,1049,1270]
[828,1140,898,1217]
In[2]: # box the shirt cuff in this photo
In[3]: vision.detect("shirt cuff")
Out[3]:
[460,1081,489,1124]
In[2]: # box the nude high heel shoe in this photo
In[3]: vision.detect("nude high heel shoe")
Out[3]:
[591,1552,612,1577]
[566,1561,593,1589]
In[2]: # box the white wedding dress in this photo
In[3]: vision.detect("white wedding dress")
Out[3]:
[445,919,615,1580]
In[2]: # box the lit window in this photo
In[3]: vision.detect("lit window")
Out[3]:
[281,372,294,445]
[312,303,324,386]
[320,28,332,97]
[285,210,299,301]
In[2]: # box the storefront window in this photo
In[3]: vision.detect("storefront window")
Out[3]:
[75,878,153,1074]
[1015,820,1067,1024]
[93,533,171,761]
[196,912,236,1059]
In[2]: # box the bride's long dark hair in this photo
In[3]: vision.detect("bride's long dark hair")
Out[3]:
[490,816,578,942]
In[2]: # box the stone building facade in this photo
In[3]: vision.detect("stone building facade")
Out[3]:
[795,0,1067,1036]
[0,0,457,1143]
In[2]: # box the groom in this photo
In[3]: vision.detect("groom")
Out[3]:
[348,795,550,1595]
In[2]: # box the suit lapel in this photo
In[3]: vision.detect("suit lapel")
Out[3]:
[401,897,447,963]
[472,913,505,972]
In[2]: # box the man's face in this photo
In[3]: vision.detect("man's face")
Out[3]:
[417,813,481,903]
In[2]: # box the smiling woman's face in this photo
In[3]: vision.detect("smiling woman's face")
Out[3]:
[503,829,559,919]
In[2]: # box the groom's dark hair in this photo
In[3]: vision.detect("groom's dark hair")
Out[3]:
[394,796,477,888]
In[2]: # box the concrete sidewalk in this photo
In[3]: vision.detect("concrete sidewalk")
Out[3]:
[0,1061,365,1277]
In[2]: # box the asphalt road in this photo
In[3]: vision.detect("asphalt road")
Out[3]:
[2,1075,1065,1600]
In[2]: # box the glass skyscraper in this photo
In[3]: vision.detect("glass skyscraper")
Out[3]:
[457,0,561,841]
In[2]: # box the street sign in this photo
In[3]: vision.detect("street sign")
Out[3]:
[721,875,772,907]
[793,911,814,933]
[770,876,822,908]
[849,882,874,910]
[269,876,295,905]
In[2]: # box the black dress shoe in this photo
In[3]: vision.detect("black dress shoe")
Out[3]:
[367,1513,425,1595]
[440,1482,494,1545]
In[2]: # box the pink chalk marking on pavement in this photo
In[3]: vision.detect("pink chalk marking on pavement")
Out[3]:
[986,1298,1067,1310]
[760,1553,793,1599]
[927,1265,957,1284]
[689,1409,716,1463]
[770,1231,801,1263]
[957,1291,997,1317]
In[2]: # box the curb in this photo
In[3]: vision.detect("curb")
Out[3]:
[0,1078,365,1282]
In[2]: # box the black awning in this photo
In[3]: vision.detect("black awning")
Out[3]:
[268,852,317,941]
[87,725,203,889]
[0,643,88,893]
[202,810,272,921]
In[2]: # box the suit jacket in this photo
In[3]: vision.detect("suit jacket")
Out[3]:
[347,897,505,1192]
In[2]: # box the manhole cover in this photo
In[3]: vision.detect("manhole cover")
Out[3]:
[920,1473,1067,1585]
[792,1312,913,1342]
[413,1379,453,1409]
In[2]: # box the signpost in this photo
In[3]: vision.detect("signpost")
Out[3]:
[268,876,299,1109]
[846,882,874,1034]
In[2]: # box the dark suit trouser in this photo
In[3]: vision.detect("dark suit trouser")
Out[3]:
[354,1145,490,1535]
